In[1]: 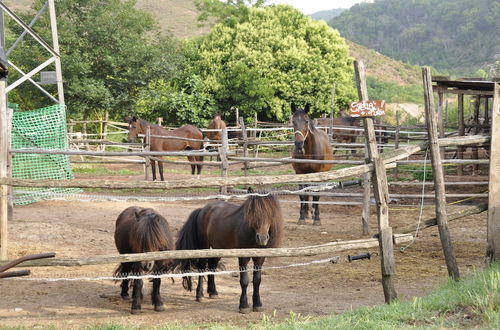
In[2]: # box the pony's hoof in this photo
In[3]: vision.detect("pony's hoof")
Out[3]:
[154,304,165,312]
[130,308,141,315]
[313,220,322,226]
[253,306,264,312]
[196,297,203,302]
[121,295,130,301]
[239,307,251,314]
[209,293,219,299]
[298,219,306,225]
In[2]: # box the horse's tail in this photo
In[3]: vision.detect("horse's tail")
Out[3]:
[172,208,204,291]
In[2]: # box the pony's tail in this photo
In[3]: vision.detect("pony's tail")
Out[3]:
[172,208,203,291]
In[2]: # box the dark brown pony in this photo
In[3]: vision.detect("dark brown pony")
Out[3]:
[127,117,204,181]
[291,103,334,225]
[173,192,283,314]
[114,206,175,314]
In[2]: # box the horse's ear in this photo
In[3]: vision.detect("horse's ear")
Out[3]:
[132,116,137,122]
[291,102,298,113]
[304,103,311,113]
[133,208,141,220]
[247,187,254,193]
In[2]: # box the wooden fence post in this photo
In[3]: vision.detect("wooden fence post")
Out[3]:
[0,74,9,259]
[144,126,151,181]
[157,117,163,126]
[239,117,249,176]
[330,82,336,140]
[354,60,396,303]
[392,110,401,177]
[457,93,465,175]
[472,96,481,173]
[101,111,109,151]
[487,82,500,264]
[219,128,229,195]
[438,91,445,159]
[422,67,460,280]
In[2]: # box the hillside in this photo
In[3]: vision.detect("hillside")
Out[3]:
[6,0,207,38]
[329,0,500,75]
[310,8,345,22]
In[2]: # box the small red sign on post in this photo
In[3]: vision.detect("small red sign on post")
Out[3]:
[349,100,386,117]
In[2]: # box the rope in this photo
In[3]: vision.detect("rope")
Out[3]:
[6,256,342,282]
[400,148,428,252]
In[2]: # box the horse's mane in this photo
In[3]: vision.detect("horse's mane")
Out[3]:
[243,194,283,248]
[130,209,174,253]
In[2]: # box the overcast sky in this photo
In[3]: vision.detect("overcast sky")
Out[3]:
[266,0,372,14]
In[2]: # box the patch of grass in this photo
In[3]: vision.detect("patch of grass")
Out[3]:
[72,165,142,176]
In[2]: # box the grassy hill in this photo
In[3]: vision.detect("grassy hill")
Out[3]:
[310,8,345,22]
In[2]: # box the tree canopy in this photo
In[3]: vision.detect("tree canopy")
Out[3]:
[8,0,182,120]
[137,4,356,124]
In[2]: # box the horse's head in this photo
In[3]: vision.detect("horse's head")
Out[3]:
[291,103,311,154]
[127,116,144,143]
[244,194,283,247]
[212,112,222,120]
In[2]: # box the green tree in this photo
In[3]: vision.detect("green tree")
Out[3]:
[8,0,182,120]
[138,4,356,123]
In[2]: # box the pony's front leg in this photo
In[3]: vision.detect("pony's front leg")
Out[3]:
[298,185,307,224]
[312,195,321,226]
[252,257,265,312]
[238,257,251,314]
[151,278,165,312]
[131,278,143,314]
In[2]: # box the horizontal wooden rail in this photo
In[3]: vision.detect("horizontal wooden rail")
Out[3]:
[0,234,413,267]
[10,148,218,157]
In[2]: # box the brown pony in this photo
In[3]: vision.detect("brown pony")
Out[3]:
[291,103,334,225]
[173,191,283,314]
[114,207,175,314]
[127,117,203,181]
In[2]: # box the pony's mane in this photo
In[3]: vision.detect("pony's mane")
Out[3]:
[243,194,283,248]
[130,209,174,254]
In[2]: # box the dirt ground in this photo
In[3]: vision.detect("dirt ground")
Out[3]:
[0,163,489,329]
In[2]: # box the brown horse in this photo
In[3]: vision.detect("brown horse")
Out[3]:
[291,103,334,226]
[206,112,227,142]
[173,191,283,314]
[331,111,362,152]
[127,117,203,181]
[114,206,175,314]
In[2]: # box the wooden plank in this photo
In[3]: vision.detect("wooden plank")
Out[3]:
[239,117,249,176]
[11,148,217,157]
[487,83,500,264]
[423,67,460,280]
[0,234,414,267]
[354,60,396,303]
[396,202,488,234]
[144,125,151,181]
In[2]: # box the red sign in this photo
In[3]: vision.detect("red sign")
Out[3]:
[349,100,386,117]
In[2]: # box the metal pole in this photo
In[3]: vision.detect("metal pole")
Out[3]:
[48,0,64,105]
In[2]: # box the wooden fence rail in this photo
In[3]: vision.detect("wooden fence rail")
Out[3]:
[0,234,414,267]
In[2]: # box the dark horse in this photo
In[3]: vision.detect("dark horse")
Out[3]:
[173,192,283,314]
[114,206,175,314]
[331,110,361,154]
[127,117,204,181]
[291,103,334,226]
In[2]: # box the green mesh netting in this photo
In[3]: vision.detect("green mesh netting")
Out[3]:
[11,104,80,205]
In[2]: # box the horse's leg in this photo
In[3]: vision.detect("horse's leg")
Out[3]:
[158,159,165,181]
[238,257,251,314]
[197,156,203,176]
[312,195,321,226]
[131,278,143,314]
[196,258,207,302]
[251,257,265,312]
[151,278,165,312]
[188,156,196,175]
[119,262,132,300]
[207,257,220,298]
[297,185,306,224]
[151,159,157,181]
